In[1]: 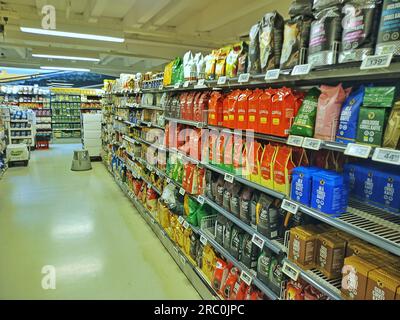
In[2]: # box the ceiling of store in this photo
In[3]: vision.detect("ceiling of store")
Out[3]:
[0,0,291,77]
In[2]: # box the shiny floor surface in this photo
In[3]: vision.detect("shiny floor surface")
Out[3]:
[0,144,200,299]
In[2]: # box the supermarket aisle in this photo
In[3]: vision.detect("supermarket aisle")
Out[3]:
[0,144,200,299]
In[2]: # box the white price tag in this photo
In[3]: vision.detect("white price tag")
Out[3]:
[217,76,227,85]
[166,178,171,184]
[282,261,300,281]
[183,81,190,88]
[361,54,392,70]
[281,199,299,215]
[200,235,208,245]
[179,254,186,265]
[302,137,322,150]
[238,73,250,83]
[224,173,234,184]
[178,216,185,225]
[147,122,152,128]
[179,187,186,196]
[183,221,190,229]
[174,246,179,255]
[197,195,205,205]
[147,165,153,171]
[197,79,205,86]
[287,135,304,147]
[265,69,280,80]
[344,143,372,159]
[372,148,400,165]
[174,82,181,89]
[150,218,155,224]
[240,270,253,286]
[147,183,152,189]
[158,85,163,90]
[251,233,265,249]
[291,64,312,76]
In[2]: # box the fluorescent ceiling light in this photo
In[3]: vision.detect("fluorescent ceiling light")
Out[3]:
[40,66,90,72]
[33,54,100,62]
[20,27,124,43]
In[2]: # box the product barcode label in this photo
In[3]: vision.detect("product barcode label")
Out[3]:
[224,173,234,184]
[302,137,322,150]
[360,53,393,70]
[183,221,190,229]
[291,64,312,76]
[197,195,205,205]
[178,216,185,224]
[179,187,186,195]
[238,73,250,83]
[200,235,208,245]
[217,76,227,85]
[174,82,181,89]
[281,199,299,215]
[265,69,280,80]
[251,233,265,249]
[287,135,304,147]
[344,143,372,159]
[240,270,253,286]
[372,148,400,165]
[183,81,190,88]
[282,261,300,281]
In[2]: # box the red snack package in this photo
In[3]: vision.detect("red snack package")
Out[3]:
[258,89,275,134]
[230,279,249,300]
[304,284,327,300]
[221,267,240,299]
[223,134,234,172]
[233,137,245,175]
[273,146,295,196]
[179,92,188,120]
[270,87,298,137]
[185,92,197,121]
[245,287,264,300]
[236,89,253,130]
[196,167,205,195]
[248,89,263,131]
[212,259,231,292]
[285,280,305,300]
[208,130,220,165]
[208,92,224,126]
[194,91,210,123]
[222,94,230,128]
[227,90,241,128]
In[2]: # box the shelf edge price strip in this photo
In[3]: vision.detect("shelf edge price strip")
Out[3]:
[217,76,227,85]
[251,233,265,249]
[178,216,185,225]
[360,53,393,70]
[291,64,312,76]
[302,137,322,150]
[372,148,400,165]
[200,234,208,245]
[238,73,250,83]
[265,69,280,81]
[344,143,372,159]
[281,199,299,215]
[224,172,234,184]
[240,270,253,286]
[282,261,300,281]
[287,135,304,147]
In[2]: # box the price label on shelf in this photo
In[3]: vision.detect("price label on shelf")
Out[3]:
[360,53,392,70]
[200,235,208,245]
[183,81,190,88]
[197,79,206,86]
[147,164,153,171]
[179,187,186,196]
[302,137,322,150]
[174,246,179,256]
[147,183,152,189]
[287,135,304,147]
[265,69,280,81]
[372,148,400,165]
[251,233,265,249]
[282,261,300,281]
[238,73,250,83]
[196,122,204,129]
[217,76,227,85]
[179,254,186,266]
[197,195,205,205]
[240,270,253,286]
[224,173,234,184]
[281,199,299,215]
[174,82,181,89]
[147,122,152,128]
[178,216,185,225]
[158,85,163,90]
[166,178,171,184]
[291,64,312,76]
[150,218,155,224]
[344,143,372,159]
[183,221,190,229]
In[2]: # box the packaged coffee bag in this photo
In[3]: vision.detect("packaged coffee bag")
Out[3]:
[313,0,344,11]
[248,23,262,74]
[376,0,400,55]
[289,0,314,17]
[383,101,400,149]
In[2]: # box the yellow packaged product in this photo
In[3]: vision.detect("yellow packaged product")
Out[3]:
[205,51,217,80]
[260,144,277,189]
[163,61,174,86]
[202,244,217,281]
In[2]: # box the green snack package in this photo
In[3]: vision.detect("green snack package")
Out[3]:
[186,197,199,227]
[196,204,211,227]
[363,87,396,108]
[290,87,321,137]
[171,57,183,85]
[356,107,388,146]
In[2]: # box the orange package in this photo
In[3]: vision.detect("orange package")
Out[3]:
[212,259,231,293]
[185,92,197,121]
[236,89,252,130]
[248,141,264,184]
[188,128,202,161]
[230,280,249,300]
[208,92,224,126]
[273,146,296,196]
[260,143,278,189]
[248,89,264,132]
[222,94,230,128]
[180,92,189,120]
[228,90,242,128]
[233,137,245,176]
[223,134,234,173]
[221,267,240,299]
[258,89,275,134]
[215,131,230,168]
[208,130,220,165]
[270,88,298,137]
[194,91,210,123]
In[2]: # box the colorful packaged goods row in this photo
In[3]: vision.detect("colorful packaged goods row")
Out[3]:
[284,279,327,300]
[165,91,210,123]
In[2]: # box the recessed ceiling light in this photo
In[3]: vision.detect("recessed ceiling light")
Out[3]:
[41,66,90,72]
[20,27,124,43]
[33,54,100,62]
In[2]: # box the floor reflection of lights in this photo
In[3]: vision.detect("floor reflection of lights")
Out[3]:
[51,218,94,239]
[55,257,103,279]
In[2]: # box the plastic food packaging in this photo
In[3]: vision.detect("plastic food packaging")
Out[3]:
[291,166,321,206]
[289,0,314,17]
[205,51,217,80]
[247,23,262,74]
[256,194,279,240]
[208,92,224,126]
[376,0,400,55]
[258,89,275,134]
[240,187,253,224]
[314,84,350,141]
[236,89,252,130]
[226,42,248,78]
[356,107,387,146]
[336,86,365,144]
[273,146,296,196]
[290,87,321,137]
[241,233,260,269]
[363,86,396,108]
[221,267,240,299]
[259,11,284,72]
[313,0,344,11]
[260,144,278,189]
[383,101,400,149]
[257,249,273,284]
[215,46,231,79]
[270,88,298,137]
[339,0,382,63]
[247,89,263,131]
[308,6,342,67]
[183,51,194,81]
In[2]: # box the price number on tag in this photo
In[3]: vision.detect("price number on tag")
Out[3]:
[197,195,205,205]
[200,235,208,245]
[183,81,190,88]
[344,143,372,159]
[183,221,190,229]
[287,135,304,147]
[217,76,227,85]
[265,69,280,81]
[178,216,185,225]
[240,270,253,286]
[224,173,234,184]
[372,148,400,165]
[302,137,322,150]
[281,199,299,215]
[238,73,250,83]
[179,187,186,195]
[361,54,393,70]
[282,261,300,281]
[174,82,181,89]
[251,233,265,249]
[291,64,312,76]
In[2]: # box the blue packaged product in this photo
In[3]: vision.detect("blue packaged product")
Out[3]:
[291,166,321,206]
[311,170,347,216]
[336,86,365,144]
[374,170,400,213]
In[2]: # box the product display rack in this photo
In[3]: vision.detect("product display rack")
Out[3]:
[50,94,82,139]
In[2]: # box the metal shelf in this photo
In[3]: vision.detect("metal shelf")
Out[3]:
[10,136,32,139]
[165,117,206,128]
[52,128,81,131]
[10,128,31,131]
